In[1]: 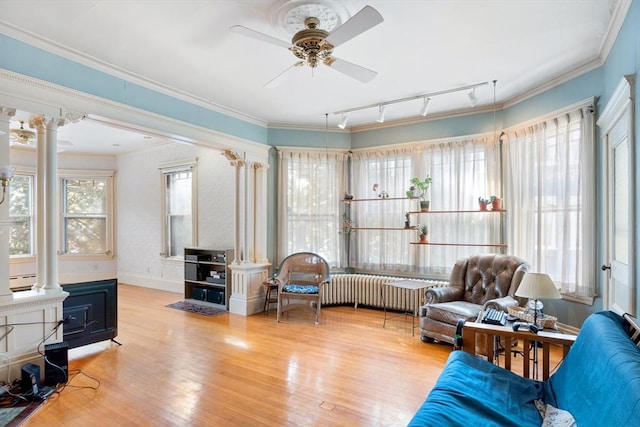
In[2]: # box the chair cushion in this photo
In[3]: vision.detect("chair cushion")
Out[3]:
[423,301,483,325]
[282,284,319,294]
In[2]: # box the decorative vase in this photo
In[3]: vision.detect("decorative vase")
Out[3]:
[419,234,428,243]
[491,198,503,211]
[420,200,430,212]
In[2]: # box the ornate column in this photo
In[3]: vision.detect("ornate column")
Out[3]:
[224,150,270,315]
[44,117,64,291]
[29,115,46,290]
[29,115,66,292]
[0,107,16,299]
[253,162,269,263]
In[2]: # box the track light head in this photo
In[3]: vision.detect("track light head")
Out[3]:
[420,97,431,117]
[338,113,349,129]
[376,105,386,123]
[468,87,479,107]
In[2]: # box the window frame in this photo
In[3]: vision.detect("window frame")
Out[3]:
[58,169,115,260]
[8,167,36,260]
[159,159,198,260]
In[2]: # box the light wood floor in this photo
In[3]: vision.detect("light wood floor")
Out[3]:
[23,285,564,426]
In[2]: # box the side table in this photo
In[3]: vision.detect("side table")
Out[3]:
[263,280,279,315]
[381,280,430,336]
[462,321,576,380]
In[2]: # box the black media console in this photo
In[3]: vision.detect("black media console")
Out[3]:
[62,278,118,349]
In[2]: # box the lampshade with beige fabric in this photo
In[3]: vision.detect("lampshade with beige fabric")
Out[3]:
[515,273,561,329]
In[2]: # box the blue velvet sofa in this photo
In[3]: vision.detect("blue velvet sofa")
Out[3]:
[408,311,640,427]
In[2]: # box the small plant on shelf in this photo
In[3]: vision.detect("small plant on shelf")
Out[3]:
[490,195,503,211]
[408,176,433,211]
[418,224,428,243]
[478,196,491,211]
[341,213,354,234]
[404,211,411,228]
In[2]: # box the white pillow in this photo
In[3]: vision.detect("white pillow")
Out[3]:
[534,399,577,427]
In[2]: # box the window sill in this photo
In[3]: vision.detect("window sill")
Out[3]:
[161,257,184,266]
[59,253,115,261]
[560,292,596,306]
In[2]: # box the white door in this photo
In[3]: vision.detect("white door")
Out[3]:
[599,76,635,316]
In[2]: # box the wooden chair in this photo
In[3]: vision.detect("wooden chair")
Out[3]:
[274,252,330,325]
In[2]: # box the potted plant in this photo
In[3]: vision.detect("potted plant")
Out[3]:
[478,197,491,211]
[405,185,416,199]
[408,176,433,211]
[404,211,411,228]
[490,195,503,211]
[418,224,428,243]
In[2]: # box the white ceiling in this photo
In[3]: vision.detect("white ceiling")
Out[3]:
[0,0,626,155]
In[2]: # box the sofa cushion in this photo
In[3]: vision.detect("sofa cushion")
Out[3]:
[408,351,544,427]
[422,301,482,325]
[544,311,640,426]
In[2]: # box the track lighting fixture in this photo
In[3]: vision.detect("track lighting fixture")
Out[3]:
[376,105,386,123]
[333,81,489,128]
[420,97,431,117]
[338,112,349,129]
[468,87,479,107]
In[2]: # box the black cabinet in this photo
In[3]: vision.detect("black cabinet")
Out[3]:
[184,247,232,309]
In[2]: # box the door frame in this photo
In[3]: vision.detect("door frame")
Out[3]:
[597,74,636,315]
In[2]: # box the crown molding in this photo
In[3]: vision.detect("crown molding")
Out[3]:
[0,20,266,128]
[0,69,270,162]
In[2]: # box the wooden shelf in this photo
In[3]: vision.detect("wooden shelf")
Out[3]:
[352,227,418,230]
[410,242,507,247]
[343,197,414,202]
[408,209,506,214]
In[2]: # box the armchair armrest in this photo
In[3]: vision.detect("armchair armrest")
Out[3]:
[425,286,463,304]
[483,296,519,312]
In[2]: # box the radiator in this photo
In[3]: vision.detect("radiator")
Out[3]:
[323,274,447,311]
[9,274,36,289]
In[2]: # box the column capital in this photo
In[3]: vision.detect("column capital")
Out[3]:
[28,114,46,130]
[222,149,246,167]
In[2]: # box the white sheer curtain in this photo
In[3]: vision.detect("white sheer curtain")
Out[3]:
[351,137,501,276]
[504,103,595,298]
[276,149,347,267]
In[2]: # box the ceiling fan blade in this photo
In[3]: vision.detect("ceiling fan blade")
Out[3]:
[229,25,291,49]
[264,61,304,89]
[327,57,377,83]
[325,6,383,48]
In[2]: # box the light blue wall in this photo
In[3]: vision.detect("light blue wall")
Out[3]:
[0,33,268,144]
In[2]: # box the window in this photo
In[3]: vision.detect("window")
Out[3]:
[9,172,34,257]
[277,150,346,266]
[504,103,595,301]
[161,163,197,258]
[351,137,501,277]
[61,171,114,256]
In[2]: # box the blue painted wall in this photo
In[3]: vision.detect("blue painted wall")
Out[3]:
[0,33,268,144]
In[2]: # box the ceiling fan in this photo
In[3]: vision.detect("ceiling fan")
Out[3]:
[230,5,383,88]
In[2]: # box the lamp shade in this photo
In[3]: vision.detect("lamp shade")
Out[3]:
[515,273,561,300]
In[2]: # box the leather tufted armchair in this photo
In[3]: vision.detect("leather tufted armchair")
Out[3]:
[419,254,529,345]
